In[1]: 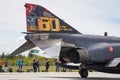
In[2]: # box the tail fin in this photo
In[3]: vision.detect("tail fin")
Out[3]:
[25,3,80,34]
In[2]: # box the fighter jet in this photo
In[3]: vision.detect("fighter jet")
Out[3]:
[10,3,120,78]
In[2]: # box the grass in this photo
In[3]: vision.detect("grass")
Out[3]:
[3,66,79,72]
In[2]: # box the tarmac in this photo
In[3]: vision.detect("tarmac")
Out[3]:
[0,72,120,80]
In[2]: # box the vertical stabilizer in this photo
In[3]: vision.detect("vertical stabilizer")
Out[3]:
[25,3,80,34]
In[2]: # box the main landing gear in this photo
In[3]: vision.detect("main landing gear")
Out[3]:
[79,64,88,78]
[79,69,88,78]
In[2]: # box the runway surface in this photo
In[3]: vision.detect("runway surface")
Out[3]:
[0,72,120,80]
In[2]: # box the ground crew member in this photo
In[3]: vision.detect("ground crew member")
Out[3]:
[0,58,3,72]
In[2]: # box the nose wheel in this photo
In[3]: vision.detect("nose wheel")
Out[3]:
[79,69,88,78]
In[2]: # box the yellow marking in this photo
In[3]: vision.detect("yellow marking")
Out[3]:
[38,17,60,31]
[50,18,60,31]
[38,17,50,31]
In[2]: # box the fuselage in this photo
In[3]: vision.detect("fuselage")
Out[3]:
[49,33,120,62]
[48,33,120,73]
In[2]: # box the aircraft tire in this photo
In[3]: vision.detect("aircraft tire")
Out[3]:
[79,69,88,78]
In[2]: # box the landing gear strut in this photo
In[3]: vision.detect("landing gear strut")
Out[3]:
[79,69,88,78]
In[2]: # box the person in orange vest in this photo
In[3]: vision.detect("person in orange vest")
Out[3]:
[0,57,3,72]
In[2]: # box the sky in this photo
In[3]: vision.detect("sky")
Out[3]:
[0,0,120,55]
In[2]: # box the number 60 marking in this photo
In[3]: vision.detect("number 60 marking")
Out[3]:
[38,17,60,31]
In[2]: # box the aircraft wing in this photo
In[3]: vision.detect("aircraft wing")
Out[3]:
[10,41,35,56]
[31,38,62,50]
[40,41,62,58]
[10,38,62,57]
[30,39,62,58]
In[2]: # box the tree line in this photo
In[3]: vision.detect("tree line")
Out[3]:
[0,50,56,66]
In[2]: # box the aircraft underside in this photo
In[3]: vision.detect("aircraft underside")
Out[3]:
[59,46,120,78]
[60,61,120,78]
